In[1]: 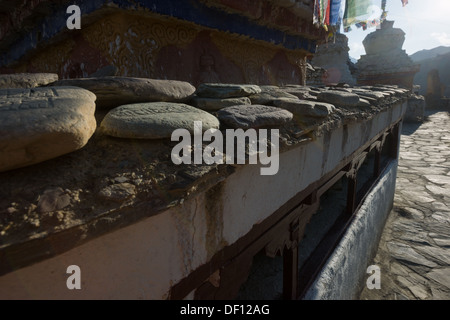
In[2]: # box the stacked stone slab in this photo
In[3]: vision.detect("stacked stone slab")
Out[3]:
[217,105,293,129]
[278,85,316,101]
[273,98,335,118]
[248,85,299,105]
[0,74,203,172]
[317,90,361,107]
[0,73,58,89]
[0,74,411,173]
[192,83,294,128]
[311,33,356,85]
[191,83,259,111]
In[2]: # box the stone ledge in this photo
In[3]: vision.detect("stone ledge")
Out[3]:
[0,79,409,278]
[0,101,406,299]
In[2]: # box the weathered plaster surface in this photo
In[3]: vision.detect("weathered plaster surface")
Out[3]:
[0,102,407,299]
[304,159,398,300]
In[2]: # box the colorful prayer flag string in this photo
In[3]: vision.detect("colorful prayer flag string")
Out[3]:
[313,0,410,35]
[314,0,343,29]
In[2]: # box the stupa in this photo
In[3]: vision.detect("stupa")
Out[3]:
[356,20,420,89]
[311,33,356,85]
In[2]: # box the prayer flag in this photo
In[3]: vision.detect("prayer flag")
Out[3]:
[330,0,342,25]
[343,0,372,28]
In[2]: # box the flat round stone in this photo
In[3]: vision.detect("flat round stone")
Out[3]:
[217,105,293,129]
[191,96,251,111]
[0,73,58,89]
[196,83,261,98]
[274,98,335,118]
[0,86,97,172]
[249,86,299,105]
[100,102,220,139]
[351,89,386,100]
[317,90,361,107]
[53,76,196,108]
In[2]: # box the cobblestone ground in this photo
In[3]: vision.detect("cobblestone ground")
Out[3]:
[360,110,450,300]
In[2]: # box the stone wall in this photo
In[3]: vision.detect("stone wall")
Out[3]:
[7,13,307,86]
[304,160,398,300]
[405,95,425,122]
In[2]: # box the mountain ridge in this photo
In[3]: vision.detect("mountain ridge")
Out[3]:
[410,46,450,62]
[412,49,450,96]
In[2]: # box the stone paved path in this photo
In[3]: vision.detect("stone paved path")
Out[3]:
[360,110,450,300]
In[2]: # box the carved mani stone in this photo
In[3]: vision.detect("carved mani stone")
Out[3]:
[53,76,196,108]
[0,87,97,172]
[100,102,220,139]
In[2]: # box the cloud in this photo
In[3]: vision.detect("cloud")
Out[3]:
[431,32,450,46]
[349,42,365,59]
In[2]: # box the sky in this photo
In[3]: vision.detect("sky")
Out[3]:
[345,0,450,59]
